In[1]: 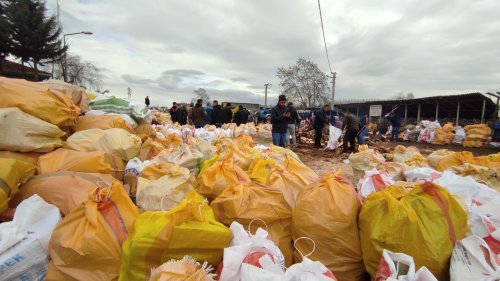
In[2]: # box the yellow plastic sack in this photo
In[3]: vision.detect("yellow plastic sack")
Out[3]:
[11,172,116,216]
[135,123,156,137]
[197,156,250,199]
[139,137,167,161]
[47,181,138,281]
[359,182,468,280]
[246,157,276,184]
[404,153,429,168]
[211,182,294,266]
[450,164,500,190]
[376,162,405,181]
[119,191,231,281]
[267,144,302,165]
[427,149,454,169]
[66,128,142,161]
[187,136,216,160]
[217,143,251,169]
[154,144,204,175]
[0,151,42,165]
[149,256,216,281]
[393,145,420,163]
[435,151,475,172]
[37,148,125,180]
[292,171,364,281]
[232,134,255,149]
[464,124,491,135]
[0,107,65,152]
[136,163,195,211]
[0,77,80,126]
[0,159,36,212]
[269,154,320,208]
[349,147,385,183]
[463,139,487,148]
[432,127,454,145]
[72,115,134,133]
[40,79,90,112]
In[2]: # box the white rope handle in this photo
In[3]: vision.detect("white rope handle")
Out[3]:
[247,218,268,235]
[294,237,316,258]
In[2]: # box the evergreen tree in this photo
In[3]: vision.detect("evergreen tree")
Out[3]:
[0,0,10,74]
[7,0,66,80]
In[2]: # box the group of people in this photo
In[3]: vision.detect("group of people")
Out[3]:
[269,94,401,151]
[168,99,253,128]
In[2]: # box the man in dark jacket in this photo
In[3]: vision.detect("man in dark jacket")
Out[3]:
[205,103,213,125]
[192,99,207,128]
[233,105,250,126]
[177,104,188,125]
[222,103,233,124]
[342,110,359,152]
[145,96,150,108]
[271,95,291,147]
[385,112,401,141]
[210,100,223,127]
[314,104,330,148]
[286,102,300,147]
[169,102,178,123]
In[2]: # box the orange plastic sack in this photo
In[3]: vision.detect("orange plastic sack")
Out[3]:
[292,171,364,281]
[46,182,138,281]
[427,149,454,169]
[72,115,134,133]
[211,182,294,266]
[0,77,80,126]
[37,148,125,180]
[198,156,250,199]
[0,158,36,212]
[10,172,116,216]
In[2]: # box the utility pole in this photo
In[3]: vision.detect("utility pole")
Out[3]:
[127,87,132,100]
[331,72,336,109]
[264,83,271,107]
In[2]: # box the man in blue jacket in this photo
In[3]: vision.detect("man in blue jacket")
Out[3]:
[271,95,290,147]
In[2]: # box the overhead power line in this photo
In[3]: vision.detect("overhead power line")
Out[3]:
[317,0,333,73]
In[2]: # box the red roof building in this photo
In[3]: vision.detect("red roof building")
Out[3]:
[0,59,51,81]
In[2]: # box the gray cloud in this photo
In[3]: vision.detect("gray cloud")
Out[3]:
[49,0,500,106]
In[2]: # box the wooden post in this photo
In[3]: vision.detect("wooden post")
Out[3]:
[456,100,460,126]
[435,102,439,121]
[481,99,486,124]
[417,103,421,124]
[404,104,408,125]
[356,106,359,116]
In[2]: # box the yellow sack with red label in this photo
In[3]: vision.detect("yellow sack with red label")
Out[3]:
[0,158,36,213]
[292,171,365,281]
[37,148,125,180]
[211,182,294,266]
[359,182,468,281]
[46,181,138,281]
[119,190,231,281]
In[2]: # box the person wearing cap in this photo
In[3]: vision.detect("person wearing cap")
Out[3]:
[271,95,291,147]
[342,110,359,152]
[285,102,300,147]
[314,104,330,148]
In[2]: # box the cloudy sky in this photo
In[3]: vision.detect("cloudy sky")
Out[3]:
[47,0,500,106]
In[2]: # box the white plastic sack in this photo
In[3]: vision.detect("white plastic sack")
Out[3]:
[404,167,442,182]
[284,257,337,281]
[453,127,466,145]
[450,235,500,281]
[0,195,61,280]
[325,126,342,151]
[375,249,437,281]
[433,171,500,209]
[219,221,285,281]
[469,200,500,258]
[240,255,285,281]
[357,169,395,200]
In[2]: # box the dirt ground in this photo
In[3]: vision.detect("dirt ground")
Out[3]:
[291,141,499,178]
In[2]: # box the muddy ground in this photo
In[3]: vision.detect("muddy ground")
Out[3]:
[291,141,499,178]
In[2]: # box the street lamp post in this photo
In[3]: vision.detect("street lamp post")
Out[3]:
[63,31,93,82]
[264,83,272,107]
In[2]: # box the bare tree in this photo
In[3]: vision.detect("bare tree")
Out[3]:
[54,54,102,90]
[194,88,210,103]
[277,58,329,108]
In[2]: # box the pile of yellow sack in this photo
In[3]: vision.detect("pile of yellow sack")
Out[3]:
[432,122,454,145]
[463,124,491,147]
